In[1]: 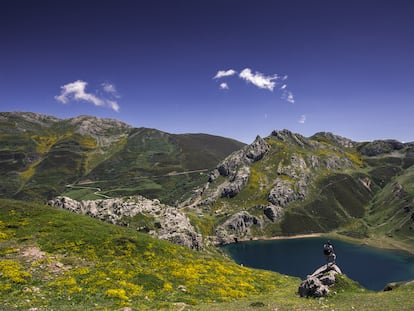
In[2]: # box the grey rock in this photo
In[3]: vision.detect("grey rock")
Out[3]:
[191,136,270,205]
[48,196,202,250]
[217,136,270,178]
[271,129,308,147]
[298,276,329,298]
[268,178,299,207]
[298,264,342,298]
[215,211,261,244]
[221,166,250,198]
[358,139,405,156]
[263,205,284,222]
[311,132,356,148]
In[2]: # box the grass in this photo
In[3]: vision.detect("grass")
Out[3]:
[1,199,414,310]
[0,199,291,310]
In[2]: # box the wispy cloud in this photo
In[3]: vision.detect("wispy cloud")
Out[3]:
[298,114,306,124]
[283,90,295,104]
[55,80,120,112]
[107,100,120,112]
[102,82,120,98]
[213,69,237,79]
[213,67,295,104]
[219,82,229,90]
[239,68,278,91]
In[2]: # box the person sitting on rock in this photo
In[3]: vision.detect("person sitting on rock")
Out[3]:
[323,240,336,267]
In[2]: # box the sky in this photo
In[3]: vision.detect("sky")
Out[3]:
[1,0,413,144]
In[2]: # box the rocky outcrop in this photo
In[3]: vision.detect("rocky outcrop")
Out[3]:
[311,132,356,149]
[48,196,202,250]
[193,136,270,205]
[215,211,261,244]
[263,205,284,222]
[271,129,309,147]
[214,135,270,180]
[269,178,302,207]
[268,153,311,208]
[298,264,342,298]
[220,166,251,198]
[358,139,405,156]
[68,115,131,147]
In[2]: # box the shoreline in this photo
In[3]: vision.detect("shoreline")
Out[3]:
[223,233,414,255]
[246,233,323,241]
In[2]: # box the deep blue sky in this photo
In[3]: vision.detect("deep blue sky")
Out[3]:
[1,0,413,143]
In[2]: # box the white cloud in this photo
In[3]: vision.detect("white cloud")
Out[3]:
[219,82,229,90]
[282,90,295,104]
[102,82,120,98]
[286,91,295,104]
[213,67,295,104]
[298,114,306,124]
[213,69,237,79]
[55,80,120,112]
[107,100,120,112]
[239,68,278,91]
[55,80,103,106]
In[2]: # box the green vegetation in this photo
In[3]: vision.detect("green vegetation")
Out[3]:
[0,200,286,309]
[2,199,414,310]
[2,114,414,310]
[0,113,244,204]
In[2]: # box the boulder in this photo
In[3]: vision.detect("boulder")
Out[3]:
[298,264,342,298]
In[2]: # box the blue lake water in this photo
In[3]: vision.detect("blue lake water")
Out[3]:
[221,237,414,291]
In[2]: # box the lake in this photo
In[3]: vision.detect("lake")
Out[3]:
[221,237,414,291]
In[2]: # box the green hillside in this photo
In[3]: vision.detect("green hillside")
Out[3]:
[0,112,245,204]
[2,112,414,310]
[1,199,414,310]
[188,130,414,252]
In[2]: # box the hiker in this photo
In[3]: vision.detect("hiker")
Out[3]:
[323,241,336,267]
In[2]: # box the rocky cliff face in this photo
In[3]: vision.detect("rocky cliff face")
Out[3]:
[48,196,203,250]
[68,115,132,147]
[191,135,270,206]
[184,129,365,243]
[215,211,261,244]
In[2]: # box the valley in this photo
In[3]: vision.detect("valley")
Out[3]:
[1,112,414,310]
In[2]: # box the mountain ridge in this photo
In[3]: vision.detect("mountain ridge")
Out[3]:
[0,111,245,203]
[1,111,414,252]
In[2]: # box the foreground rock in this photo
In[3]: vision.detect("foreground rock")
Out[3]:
[298,264,342,297]
[48,196,202,250]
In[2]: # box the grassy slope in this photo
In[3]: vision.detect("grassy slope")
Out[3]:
[1,200,414,310]
[79,129,245,204]
[0,114,245,204]
[0,200,288,310]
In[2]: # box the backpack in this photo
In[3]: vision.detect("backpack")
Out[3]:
[323,244,332,255]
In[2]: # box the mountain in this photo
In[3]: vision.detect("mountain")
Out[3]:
[183,130,414,250]
[2,111,414,309]
[0,112,245,204]
[2,111,414,251]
